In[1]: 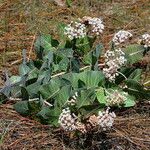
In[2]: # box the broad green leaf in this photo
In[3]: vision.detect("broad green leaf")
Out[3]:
[21,87,29,100]
[76,88,96,109]
[54,85,71,107]
[37,107,60,126]
[83,44,103,69]
[66,0,72,7]
[26,80,42,98]
[62,73,79,89]
[60,78,71,86]
[19,64,30,76]
[56,48,73,58]
[38,69,51,82]
[27,68,39,82]
[12,88,22,98]
[79,71,105,88]
[14,101,30,116]
[125,79,150,99]
[43,51,54,64]
[125,44,144,64]
[59,58,69,71]
[9,76,21,84]
[24,68,39,86]
[28,101,41,115]
[0,85,12,98]
[83,51,92,65]
[125,79,143,91]
[92,44,103,70]
[124,95,136,107]
[128,69,142,81]
[96,87,107,105]
[26,60,38,69]
[40,52,53,71]
[70,57,80,72]
[53,64,59,72]
[37,107,52,120]
[34,34,58,59]
[76,37,91,55]
[115,67,135,84]
[39,79,61,100]
[35,34,53,50]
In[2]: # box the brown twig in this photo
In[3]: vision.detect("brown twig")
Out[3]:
[28,33,37,61]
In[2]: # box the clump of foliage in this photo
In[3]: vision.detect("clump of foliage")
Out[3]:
[0,16,149,133]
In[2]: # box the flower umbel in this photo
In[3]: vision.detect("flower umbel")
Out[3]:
[106,90,127,107]
[98,107,116,130]
[103,48,127,82]
[88,108,116,130]
[64,16,104,39]
[112,30,132,45]
[139,33,150,48]
[64,21,86,40]
[59,107,87,133]
[83,17,104,35]
[67,92,78,106]
[58,107,77,131]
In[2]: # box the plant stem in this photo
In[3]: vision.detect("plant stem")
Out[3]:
[143,80,150,85]
[129,50,143,56]
[116,71,127,80]
[51,63,105,78]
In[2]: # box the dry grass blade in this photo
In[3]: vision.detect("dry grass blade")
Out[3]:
[0,1,150,150]
[0,103,150,150]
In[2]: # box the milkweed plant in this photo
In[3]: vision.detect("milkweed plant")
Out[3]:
[0,16,150,133]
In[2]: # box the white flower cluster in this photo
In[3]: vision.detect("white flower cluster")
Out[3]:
[58,107,77,131]
[139,33,150,48]
[87,17,104,35]
[64,16,104,39]
[112,30,132,45]
[98,107,116,130]
[67,92,78,106]
[67,98,76,106]
[103,48,127,82]
[88,108,116,130]
[59,107,116,132]
[58,107,86,133]
[106,90,127,107]
[64,21,86,40]
[103,63,119,82]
